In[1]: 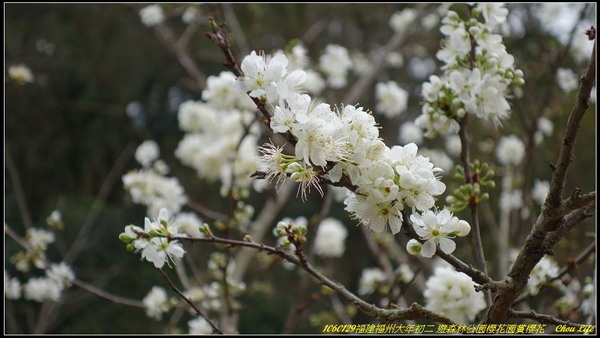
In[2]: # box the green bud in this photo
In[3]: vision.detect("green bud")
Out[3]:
[208,18,219,31]
[126,243,136,252]
[119,233,133,243]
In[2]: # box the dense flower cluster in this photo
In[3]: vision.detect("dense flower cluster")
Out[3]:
[416,4,524,137]
[424,265,486,324]
[237,47,450,234]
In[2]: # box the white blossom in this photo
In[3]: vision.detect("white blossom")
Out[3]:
[302,70,326,95]
[424,266,486,324]
[399,121,423,145]
[410,209,470,258]
[26,228,55,251]
[526,255,559,296]
[475,3,508,30]
[313,218,348,258]
[444,135,462,157]
[135,140,159,168]
[5,272,21,299]
[418,149,454,173]
[389,8,417,33]
[531,180,550,205]
[122,169,187,217]
[237,50,305,104]
[172,212,204,238]
[8,64,34,84]
[319,44,352,88]
[143,286,170,320]
[358,268,387,295]
[396,264,415,284]
[500,190,523,212]
[182,7,199,24]
[46,262,75,288]
[23,277,62,302]
[46,209,63,229]
[188,317,213,334]
[496,135,525,166]
[202,72,255,111]
[139,5,164,27]
[375,81,409,118]
[556,68,578,93]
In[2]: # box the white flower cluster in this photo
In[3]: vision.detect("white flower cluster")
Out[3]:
[406,209,470,258]
[175,71,264,196]
[495,135,525,167]
[319,45,353,89]
[20,262,75,303]
[416,4,524,137]
[139,5,164,27]
[143,286,172,320]
[188,317,213,334]
[525,255,560,296]
[120,208,186,269]
[375,81,409,118]
[8,64,34,85]
[531,180,550,205]
[389,8,418,33]
[534,116,554,145]
[4,271,21,299]
[313,217,348,258]
[123,142,186,217]
[358,267,387,295]
[240,50,448,234]
[556,67,579,93]
[424,265,486,324]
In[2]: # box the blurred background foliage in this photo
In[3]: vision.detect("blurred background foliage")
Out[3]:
[5,3,596,333]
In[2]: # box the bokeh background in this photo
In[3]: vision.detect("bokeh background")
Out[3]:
[5,3,596,333]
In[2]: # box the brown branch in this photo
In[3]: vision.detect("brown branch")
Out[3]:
[5,145,34,229]
[154,23,207,89]
[158,269,223,334]
[484,42,596,324]
[72,279,145,308]
[171,234,456,325]
[509,309,586,328]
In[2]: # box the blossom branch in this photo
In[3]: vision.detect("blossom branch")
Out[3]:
[171,234,456,325]
[158,269,223,334]
[508,309,586,328]
[484,41,596,324]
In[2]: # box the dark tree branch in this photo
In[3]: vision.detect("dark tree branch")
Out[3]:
[484,42,596,324]
[509,309,586,328]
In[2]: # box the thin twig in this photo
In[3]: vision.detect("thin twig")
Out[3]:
[64,142,136,264]
[221,4,250,56]
[509,309,586,327]
[171,233,456,325]
[185,200,229,222]
[5,145,34,229]
[158,269,223,334]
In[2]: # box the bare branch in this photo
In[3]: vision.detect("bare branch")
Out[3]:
[5,145,34,229]
[484,41,596,324]
[172,233,456,325]
[509,309,586,328]
[158,269,223,334]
